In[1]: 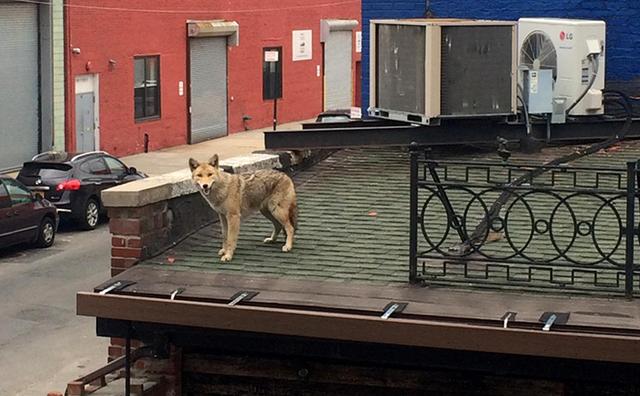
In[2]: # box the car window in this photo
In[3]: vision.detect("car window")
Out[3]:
[104,156,127,177]
[80,158,110,175]
[4,179,32,205]
[0,182,11,209]
[19,163,72,183]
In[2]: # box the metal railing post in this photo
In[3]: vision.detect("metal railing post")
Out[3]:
[624,161,636,298]
[409,143,420,283]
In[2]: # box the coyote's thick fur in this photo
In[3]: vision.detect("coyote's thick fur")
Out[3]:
[189,155,297,262]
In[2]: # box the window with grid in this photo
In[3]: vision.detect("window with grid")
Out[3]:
[134,56,160,120]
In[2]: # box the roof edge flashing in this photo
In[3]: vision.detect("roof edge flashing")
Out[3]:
[320,19,359,42]
[188,20,239,46]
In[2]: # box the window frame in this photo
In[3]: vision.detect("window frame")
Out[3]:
[134,55,161,122]
[0,181,11,209]
[80,158,111,176]
[3,179,33,206]
[103,156,128,178]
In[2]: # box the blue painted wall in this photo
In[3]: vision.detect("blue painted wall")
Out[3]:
[362,0,640,111]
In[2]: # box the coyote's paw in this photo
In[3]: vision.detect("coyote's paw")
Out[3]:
[218,248,226,256]
[221,253,233,262]
[281,245,292,253]
[263,237,277,244]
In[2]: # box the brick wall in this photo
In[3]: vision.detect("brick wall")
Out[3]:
[108,202,169,277]
[66,0,362,156]
[361,0,640,111]
[108,193,211,277]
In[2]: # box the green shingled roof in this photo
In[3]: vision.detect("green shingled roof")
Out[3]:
[146,147,411,284]
[143,141,640,295]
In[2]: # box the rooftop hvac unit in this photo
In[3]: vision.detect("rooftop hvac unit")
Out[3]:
[518,18,605,117]
[369,19,517,125]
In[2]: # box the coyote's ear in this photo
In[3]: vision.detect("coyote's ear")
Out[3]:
[189,158,199,171]
[209,154,219,168]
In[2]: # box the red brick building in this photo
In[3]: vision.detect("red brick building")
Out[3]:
[65,1,361,156]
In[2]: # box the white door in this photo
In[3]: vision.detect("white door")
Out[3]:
[75,75,99,151]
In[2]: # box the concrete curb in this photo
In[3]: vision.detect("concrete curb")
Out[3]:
[102,149,325,208]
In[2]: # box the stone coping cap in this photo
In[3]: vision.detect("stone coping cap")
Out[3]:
[102,153,282,208]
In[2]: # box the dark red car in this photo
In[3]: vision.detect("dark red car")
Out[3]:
[0,175,59,250]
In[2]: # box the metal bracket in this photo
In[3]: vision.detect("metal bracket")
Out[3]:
[381,302,408,320]
[539,312,570,331]
[169,287,186,300]
[501,311,517,329]
[97,280,135,295]
[228,291,259,306]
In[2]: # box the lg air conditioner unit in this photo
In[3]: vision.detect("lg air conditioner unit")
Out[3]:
[518,18,606,116]
[369,19,517,125]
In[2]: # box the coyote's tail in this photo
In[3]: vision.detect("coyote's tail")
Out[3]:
[289,200,298,230]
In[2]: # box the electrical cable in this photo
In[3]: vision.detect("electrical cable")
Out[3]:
[517,84,531,136]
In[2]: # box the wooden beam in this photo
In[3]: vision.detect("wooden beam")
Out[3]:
[183,354,566,395]
[77,292,640,364]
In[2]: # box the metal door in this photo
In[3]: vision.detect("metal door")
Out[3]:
[76,92,96,152]
[324,31,353,110]
[0,3,39,171]
[189,37,228,143]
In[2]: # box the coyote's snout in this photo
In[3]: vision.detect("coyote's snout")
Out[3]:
[189,155,297,262]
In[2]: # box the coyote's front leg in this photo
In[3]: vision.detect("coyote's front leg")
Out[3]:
[218,213,228,257]
[221,214,240,262]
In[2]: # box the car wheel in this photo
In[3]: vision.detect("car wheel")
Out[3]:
[35,217,56,248]
[79,198,100,230]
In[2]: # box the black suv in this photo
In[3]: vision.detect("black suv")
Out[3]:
[17,151,146,230]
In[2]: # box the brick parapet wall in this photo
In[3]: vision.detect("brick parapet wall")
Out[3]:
[108,201,172,277]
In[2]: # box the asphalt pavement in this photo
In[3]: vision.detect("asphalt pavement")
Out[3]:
[0,221,110,396]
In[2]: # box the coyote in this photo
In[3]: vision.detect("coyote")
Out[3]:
[189,155,297,262]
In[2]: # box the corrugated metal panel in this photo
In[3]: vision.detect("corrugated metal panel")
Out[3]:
[0,3,39,171]
[189,37,228,144]
[325,31,352,110]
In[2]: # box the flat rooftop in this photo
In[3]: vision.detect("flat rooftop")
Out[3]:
[141,142,640,291]
[79,141,640,364]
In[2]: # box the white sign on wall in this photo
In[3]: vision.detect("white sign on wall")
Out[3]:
[355,31,362,53]
[264,50,279,62]
[292,29,312,61]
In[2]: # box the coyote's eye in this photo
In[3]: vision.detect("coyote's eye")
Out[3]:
[207,173,213,177]
[197,174,203,177]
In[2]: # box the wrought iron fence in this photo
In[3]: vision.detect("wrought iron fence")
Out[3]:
[409,146,640,297]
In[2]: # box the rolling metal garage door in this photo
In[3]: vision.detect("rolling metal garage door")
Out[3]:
[325,30,353,110]
[189,37,228,144]
[0,3,39,171]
